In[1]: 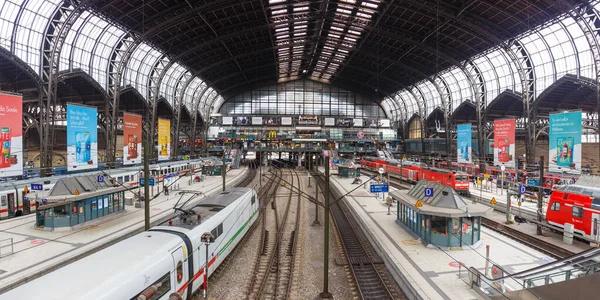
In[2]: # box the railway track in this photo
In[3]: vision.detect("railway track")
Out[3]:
[245,168,302,300]
[207,164,277,284]
[376,169,577,260]
[481,218,575,259]
[317,175,405,300]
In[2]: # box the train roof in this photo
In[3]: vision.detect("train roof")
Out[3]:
[0,231,181,300]
[557,175,600,197]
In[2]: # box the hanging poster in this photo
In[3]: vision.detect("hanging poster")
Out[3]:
[0,93,23,177]
[493,118,516,168]
[549,111,582,173]
[457,124,472,164]
[158,118,171,161]
[67,104,98,171]
[123,113,142,165]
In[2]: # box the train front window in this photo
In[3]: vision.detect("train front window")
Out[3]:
[455,175,468,182]
[572,206,583,218]
[550,202,560,211]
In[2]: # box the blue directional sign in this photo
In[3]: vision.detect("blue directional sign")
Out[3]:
[140,178,155,186]
[31,184,43,191]
[22,171,28,178]
[424,187,434,197]
[97,175,104,183]
[23,196,29,201]
[519,185,527,194]
[370,184,389,193]
[41,198,47,204]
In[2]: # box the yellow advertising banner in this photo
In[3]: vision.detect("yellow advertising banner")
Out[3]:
[158,118,171,161]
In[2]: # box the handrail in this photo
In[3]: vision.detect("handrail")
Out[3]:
[524,260,600,288]
[489,247,600,282]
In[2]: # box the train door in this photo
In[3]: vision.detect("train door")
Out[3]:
[171,246,188,297]
[7,193,15,216]
[22,191,30,215]
[408,170,415,181]
[592,213,600,241]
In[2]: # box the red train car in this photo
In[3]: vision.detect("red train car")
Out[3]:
[360,157,470,195]
[546,184,600,241]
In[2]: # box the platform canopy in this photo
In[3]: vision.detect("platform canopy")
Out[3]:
[391,180,492,218]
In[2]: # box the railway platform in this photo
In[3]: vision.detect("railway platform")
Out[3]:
[0,167,250,294]
[323,169,568,300]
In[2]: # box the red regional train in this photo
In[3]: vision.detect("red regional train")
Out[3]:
[361,157,471,195]
[546,182,600,241]
[437,161,574,190]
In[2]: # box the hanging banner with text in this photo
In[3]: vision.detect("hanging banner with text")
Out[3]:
[67,104,98,171]
[493,118,516,168]
[457,124,472,163]
[123,113,142,165]
[549,111,582,173]
[0,93,23,178]
[157,118,171,161]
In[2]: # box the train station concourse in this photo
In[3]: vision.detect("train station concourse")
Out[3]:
[2,0,600,299]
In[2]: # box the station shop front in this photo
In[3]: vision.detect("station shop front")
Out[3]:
[36,189,125,229]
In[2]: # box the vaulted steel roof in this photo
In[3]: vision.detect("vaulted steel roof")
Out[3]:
[88,0,580,99]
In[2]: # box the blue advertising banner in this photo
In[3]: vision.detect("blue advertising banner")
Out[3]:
[457,124,472,163]
[67,104,98,171]
[549,111,582,173]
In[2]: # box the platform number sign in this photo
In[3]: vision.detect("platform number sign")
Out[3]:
[519,185,526,194]
[424,187,434,197]
[31,184,43,191]
[97,175,104,183]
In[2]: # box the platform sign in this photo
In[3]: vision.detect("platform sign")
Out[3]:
[157,118,171,161]
[0,93,23,178]
[97,175,104,183]
[519,185,527,194]
[31,183,43,191]
[494,118,516,168]
[140,178,155,186]
[490,197,497,205]
[457,124,472,163]
[370,184,389,193]
[424,187,434,197]
[415,200,423,207]
[123,112,142,165]
[484,174,490,179]
[549,111,582,173]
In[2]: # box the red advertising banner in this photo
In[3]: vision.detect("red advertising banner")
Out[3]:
[0,93,23,177]
[123,113,142,165]
[493,118,516,168]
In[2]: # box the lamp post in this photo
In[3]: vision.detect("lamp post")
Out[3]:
[201,232,215,299]
[313,154,320,226]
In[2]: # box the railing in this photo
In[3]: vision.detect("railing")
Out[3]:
[524,260,600,288]
[0,238,14,258]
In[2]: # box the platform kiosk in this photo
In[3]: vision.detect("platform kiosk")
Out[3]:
[35,175,126,231]
[391,180,492,249]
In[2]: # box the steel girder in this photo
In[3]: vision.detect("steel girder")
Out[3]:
[433,76,453,164]
[40,0,93,176]
[407,87,427,154]
[567,3,600,167]
[461,60,486,170]
[148,55,170,159]
[106,35,141,167]
[172,71,193,158]
[191,85,212,156]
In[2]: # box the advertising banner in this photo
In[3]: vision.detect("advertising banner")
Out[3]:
[222,117,233,125]
[324,118,335,126]
[123,113,142,165]
[493,118,516,168]
[252,117,262,125]
[457,124,472,163]
[0,93,23,177]
[158,118,171,161]
[67,104,98,171]
[353,118,363,127]
[549,111,582,173]
[281,117,293,126]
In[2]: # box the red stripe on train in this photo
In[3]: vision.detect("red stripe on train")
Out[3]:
[176,255,218,294]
